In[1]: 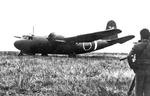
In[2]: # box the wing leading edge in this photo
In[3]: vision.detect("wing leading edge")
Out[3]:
[107,35,135,44]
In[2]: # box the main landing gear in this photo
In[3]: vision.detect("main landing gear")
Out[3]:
[18,51,23,56]
[41,53,48,56]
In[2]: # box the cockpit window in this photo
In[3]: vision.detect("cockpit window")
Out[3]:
[22,35,33,40]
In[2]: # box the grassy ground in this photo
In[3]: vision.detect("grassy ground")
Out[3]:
[0,52,135,96]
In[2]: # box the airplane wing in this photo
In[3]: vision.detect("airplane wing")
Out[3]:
[64,29,121,43]
[107,35,135,44]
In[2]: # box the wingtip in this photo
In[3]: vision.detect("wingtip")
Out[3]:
[119,35,135,44]
[116,29,122,33]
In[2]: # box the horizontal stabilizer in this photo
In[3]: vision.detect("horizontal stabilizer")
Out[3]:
[65,29,121,43]
[108,35,135,44]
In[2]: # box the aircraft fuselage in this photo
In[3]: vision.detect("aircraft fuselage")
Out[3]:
[14,36,111,56]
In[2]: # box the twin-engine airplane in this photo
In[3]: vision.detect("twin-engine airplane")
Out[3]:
[14,20,134,57]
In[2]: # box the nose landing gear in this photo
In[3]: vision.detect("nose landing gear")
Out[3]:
[18,51,23,56]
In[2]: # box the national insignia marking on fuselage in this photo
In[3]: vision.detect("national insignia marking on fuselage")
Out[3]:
[94,41,97,50]
[83,42,92,51]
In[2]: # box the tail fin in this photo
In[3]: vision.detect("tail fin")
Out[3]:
[106,20,117,30]
[104,20,118,40]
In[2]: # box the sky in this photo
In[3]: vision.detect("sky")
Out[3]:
[0,0,150,53]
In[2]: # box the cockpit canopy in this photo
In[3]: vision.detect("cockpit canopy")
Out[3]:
[47,32,64,41]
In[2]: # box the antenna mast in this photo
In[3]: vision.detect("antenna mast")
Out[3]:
[33,26,34,36]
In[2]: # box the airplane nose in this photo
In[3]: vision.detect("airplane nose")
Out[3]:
[14,40,22,50]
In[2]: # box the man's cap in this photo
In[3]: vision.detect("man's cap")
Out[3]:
[140,28,150,39]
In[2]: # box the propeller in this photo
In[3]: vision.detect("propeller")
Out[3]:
[14,36,21,38]
[30,26,35,36]
[14,26,35,39]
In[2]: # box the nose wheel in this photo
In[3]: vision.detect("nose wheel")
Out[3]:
[18,51,35,56]
[18,51,23,56]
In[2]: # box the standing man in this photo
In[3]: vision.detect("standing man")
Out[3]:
[127,28,150,96]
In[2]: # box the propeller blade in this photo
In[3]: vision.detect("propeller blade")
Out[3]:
[14,36,21,38]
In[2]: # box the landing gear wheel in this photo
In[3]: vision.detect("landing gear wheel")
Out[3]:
[18,51,23,56]
[41,53,48,56]
[31,53,35,55]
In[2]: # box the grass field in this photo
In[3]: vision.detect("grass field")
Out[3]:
[0,52,135,96]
